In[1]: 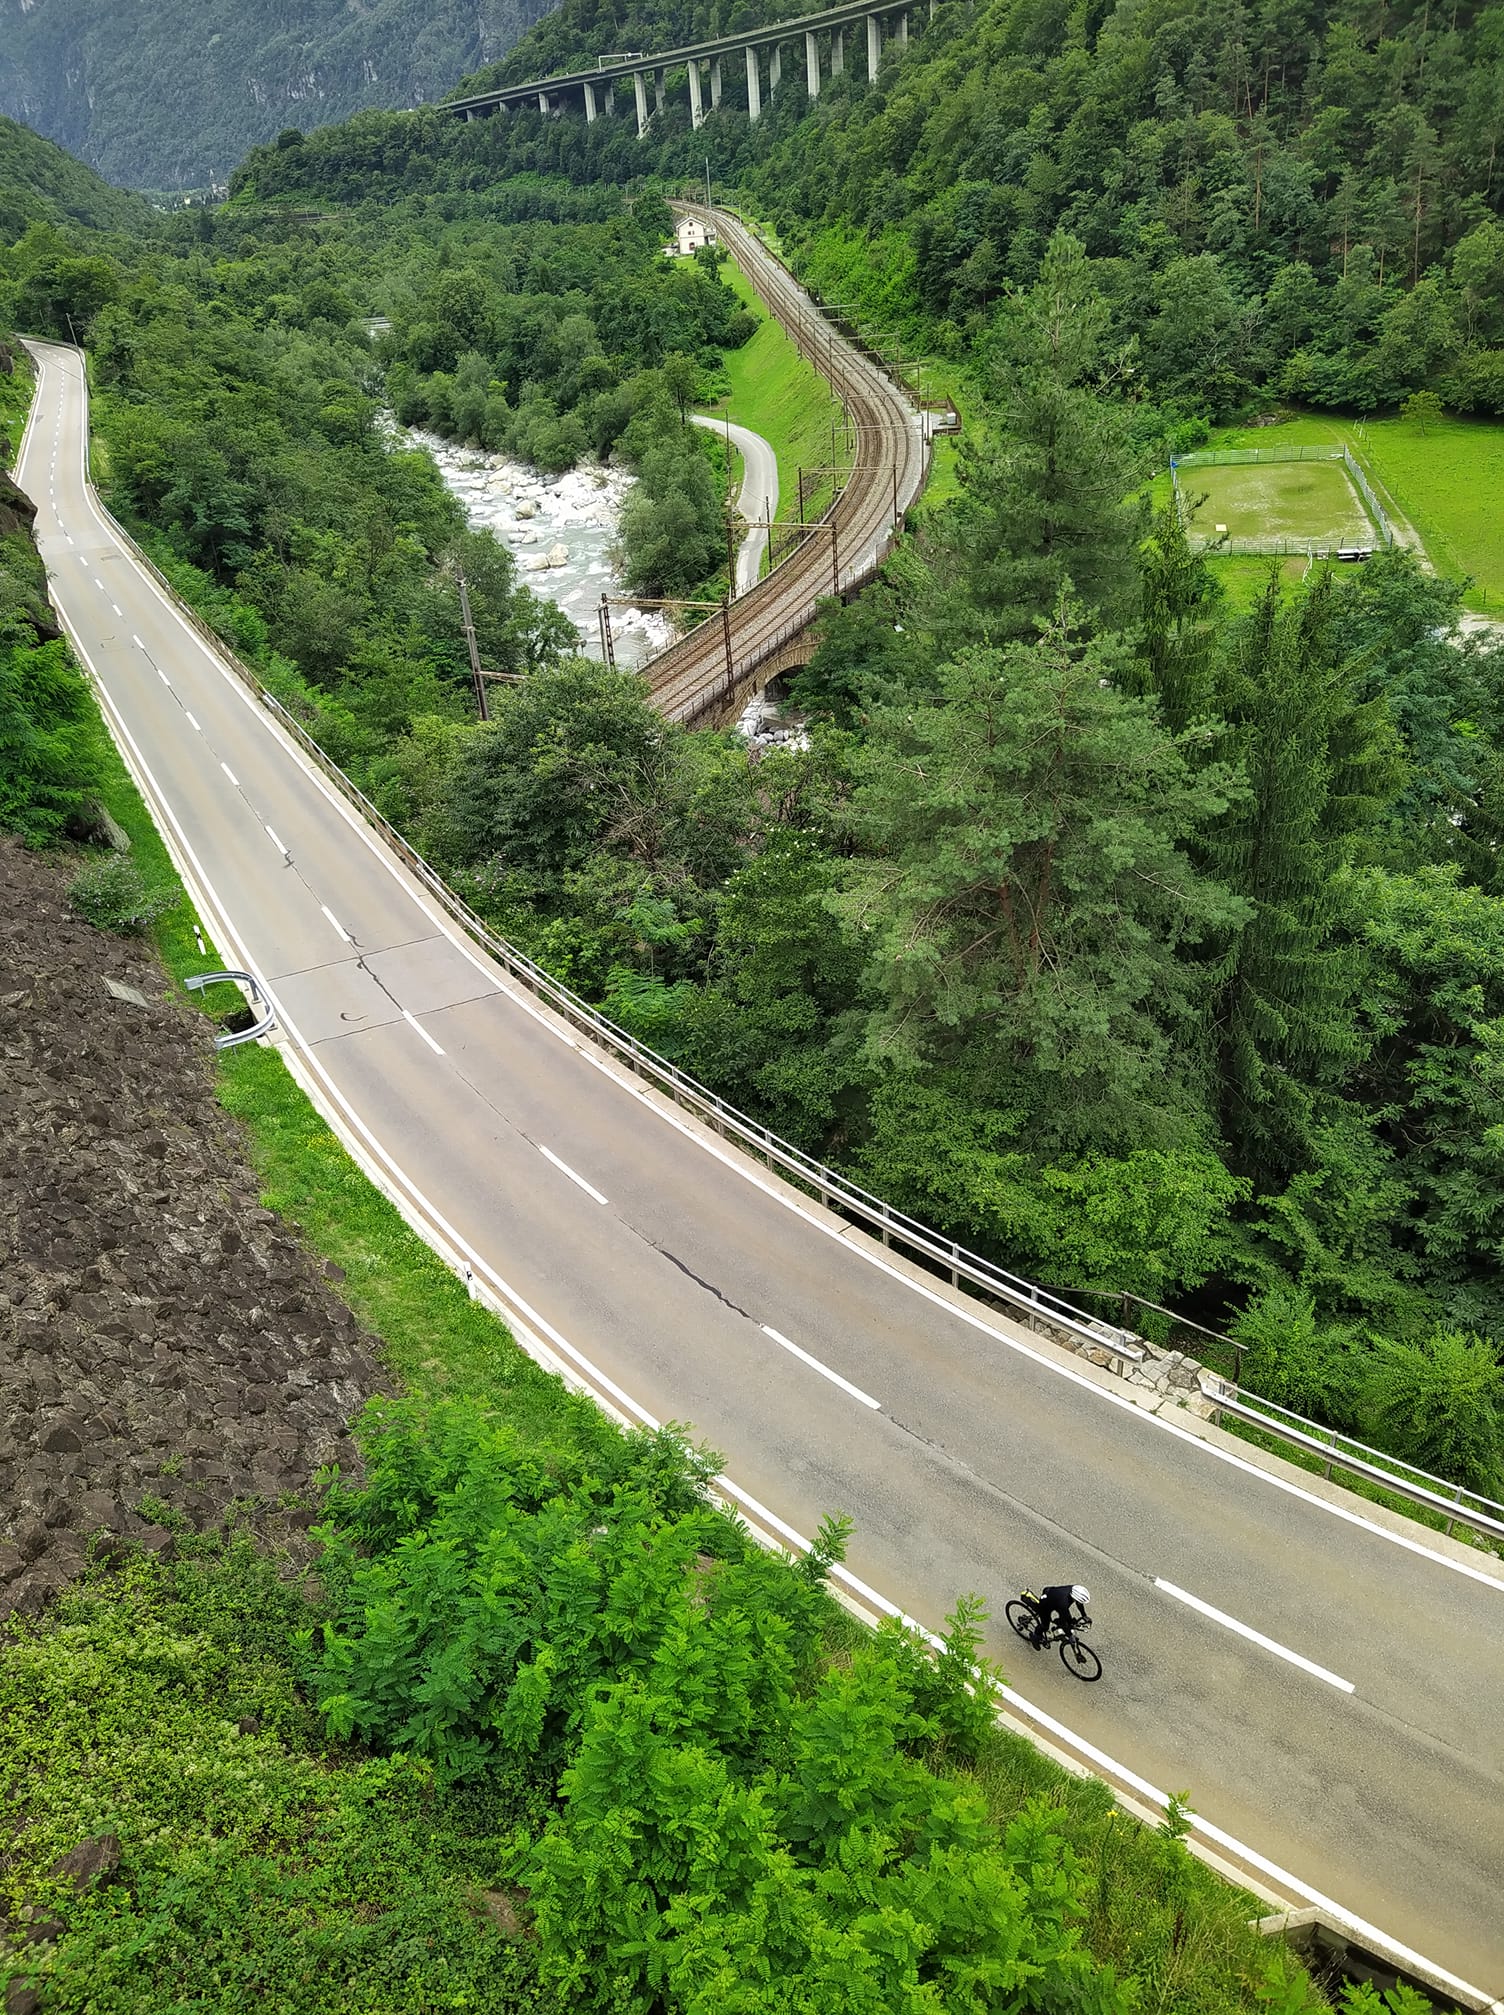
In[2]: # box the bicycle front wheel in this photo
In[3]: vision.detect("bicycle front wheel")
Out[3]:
[1059,1637,1102,1682]
[1005,1600,1039,1644]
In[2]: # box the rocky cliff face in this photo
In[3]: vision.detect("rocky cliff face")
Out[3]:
[0,0,561,191]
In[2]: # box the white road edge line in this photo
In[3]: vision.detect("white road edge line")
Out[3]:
[1154,1579,1355,1693]
[52,355,1504,1599]
[320,903,352,944]
[220,762,239,787]
[761,1324,881,1410]
[538,1144,608,1206]
[42,363,1495,2015]
[401,1007,445,1056]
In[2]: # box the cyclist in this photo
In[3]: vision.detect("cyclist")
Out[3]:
[1033,1583,1090,1648]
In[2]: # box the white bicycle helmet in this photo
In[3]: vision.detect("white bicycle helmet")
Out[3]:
[1071,1585,1090,1604]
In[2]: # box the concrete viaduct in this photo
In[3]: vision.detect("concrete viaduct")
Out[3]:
[442,0,938,137]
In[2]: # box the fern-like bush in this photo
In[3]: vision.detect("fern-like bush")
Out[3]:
[309,1399,1127,2013]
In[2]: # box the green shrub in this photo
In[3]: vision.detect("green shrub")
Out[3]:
[68,851,174,934]
[1360,1328,1504,1493]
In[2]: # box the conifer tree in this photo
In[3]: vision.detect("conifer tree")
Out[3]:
[1203,572,1402,1184]
[836,598,1245,1156]
[931,232,1146,647]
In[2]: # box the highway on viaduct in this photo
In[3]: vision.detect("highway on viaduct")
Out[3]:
[17,340,1504,1998]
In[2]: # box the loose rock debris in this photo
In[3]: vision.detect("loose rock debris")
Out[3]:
[0,835,387,1616]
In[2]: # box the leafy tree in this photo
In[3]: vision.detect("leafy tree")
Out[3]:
[0,625,103,846]
[1361,1329,1504,1493]
[1399,389,1445,434]
[1357,866,1504,1303]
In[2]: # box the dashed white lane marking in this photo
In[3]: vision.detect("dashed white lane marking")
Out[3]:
[320,903,352,943]
[111,601,122,616]
[402,1008,445,1056]
[93,576,104,590]
[156,668,170,686]
[761,1324,882,1410]
[538,1144,608,1206]
[220,762,239,787]
[1154,1580,1355,1693]
[185,711,200,731]
[264,824,287,854]
[132,634,144,648]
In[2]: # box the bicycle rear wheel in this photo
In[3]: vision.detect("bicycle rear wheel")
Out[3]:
[1005,1600,1039,1644]
[1059,1636,1102,1682]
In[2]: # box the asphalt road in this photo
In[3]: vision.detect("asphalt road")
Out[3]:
[689,410,778,593]
[18,341,1504,1999]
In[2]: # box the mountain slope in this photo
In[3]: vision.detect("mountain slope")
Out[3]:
[0,0,562,192]
[0,116,155,238]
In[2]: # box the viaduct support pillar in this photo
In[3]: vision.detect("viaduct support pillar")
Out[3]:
[897,11,909,42]
[688,59,704,127]
[745,45,762,120]
[832,26,844,71]
[634,70,650,134]
[867,14,881,75]
[583,80,598,122]
[770,42,782,92]
[806,30,821,97]
[537,89,550,114]
[710,55,722,105]
[654,69,666,115]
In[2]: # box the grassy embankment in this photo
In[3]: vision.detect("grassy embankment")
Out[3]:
[1,339,35,457]
[710,255,851,568]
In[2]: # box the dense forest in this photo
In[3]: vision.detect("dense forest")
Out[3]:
[0,0,564,192]
[0,115,155,240]
[239,0,1504,420]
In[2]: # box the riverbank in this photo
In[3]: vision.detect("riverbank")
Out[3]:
[397,426,674,667]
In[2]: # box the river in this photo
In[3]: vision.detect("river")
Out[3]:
[399,425,674,668]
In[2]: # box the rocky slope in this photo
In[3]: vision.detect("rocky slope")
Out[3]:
[0,835,385,1616]
[0,0,560,191]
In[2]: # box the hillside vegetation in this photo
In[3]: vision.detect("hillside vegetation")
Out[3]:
[0,117,155,239]
[0,0,560,191]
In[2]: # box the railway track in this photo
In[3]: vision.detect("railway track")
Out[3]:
[646,203,930,725]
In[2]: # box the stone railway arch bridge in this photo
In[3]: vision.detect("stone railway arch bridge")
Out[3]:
[443,0,941,137]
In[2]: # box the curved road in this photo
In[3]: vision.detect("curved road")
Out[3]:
[689,410,778,596]
[647,205,926,724]
[16,344,1504,2000]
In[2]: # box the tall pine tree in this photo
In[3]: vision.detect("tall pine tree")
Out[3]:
[1203,572,1402,1185]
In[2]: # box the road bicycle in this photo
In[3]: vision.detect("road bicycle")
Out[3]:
[1005,1591,1103,1682]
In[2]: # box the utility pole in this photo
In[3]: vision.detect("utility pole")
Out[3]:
[456,567,488,722]
[598,593,617,666]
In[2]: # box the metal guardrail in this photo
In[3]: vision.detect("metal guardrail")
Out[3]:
[185,967,277,1049]
[1197,1371,1504,1545]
